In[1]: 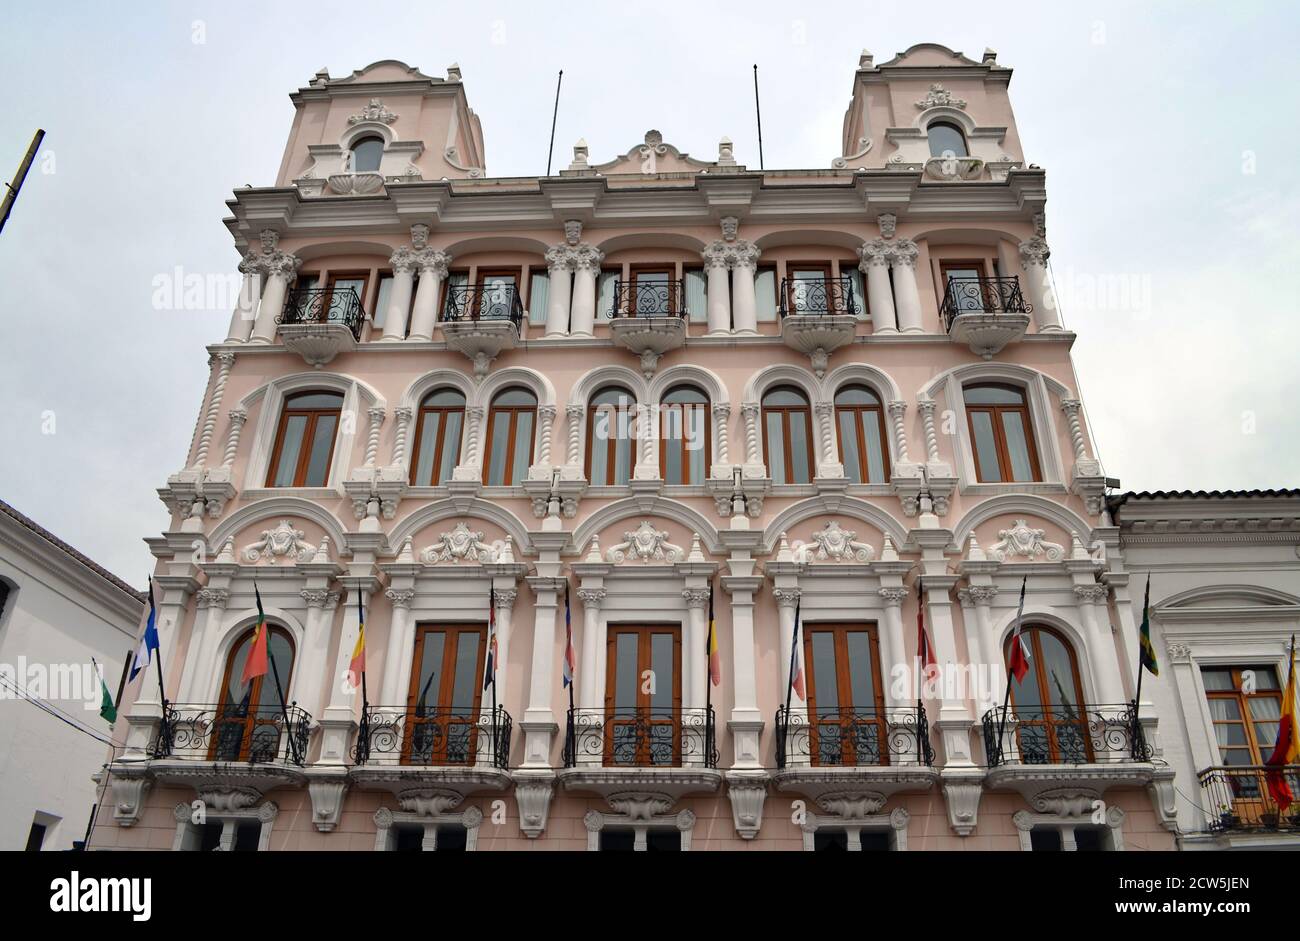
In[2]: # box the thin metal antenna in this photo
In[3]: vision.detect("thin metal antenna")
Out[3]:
[545,70,564,176]
[752,65,764,170]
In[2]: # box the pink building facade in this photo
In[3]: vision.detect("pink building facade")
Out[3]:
[92,45,1181,852]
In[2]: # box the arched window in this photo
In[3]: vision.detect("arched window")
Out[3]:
[762,386,815,485]
[410,388,465,486]
[483,387,537,486]
[212,624,295,762]
[834,385,889,484]
[964,384,1041,483]
[266,390,344,488]
[1006,625,1089,763]
[350,136,385,173]
[927,121,968,158]
[586,387,635,486]
[660,386,710,485]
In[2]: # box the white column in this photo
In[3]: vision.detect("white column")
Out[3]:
[724,576,763,768]
[702,243,732,334]
[177,589,229,702]
[711,402,731,476]
[249,252,300,344]
[389,407,413,468]
[917,399,941,465]
[522,579,562,768]
[1077,585,1125,704]
[878,588,908,706]
[858,240,898,333]
[132,583,192,708]
[968,587,999,700]
[536,405,557,469]
[193,352,234,469]
[568,247,603,337]
[813,401,843,478]
[565,404,585,472]
[1019,237,1062,331]
[226,255,262,342]
[729,243,761,334]
[407,251,450,340]
[741,402,761,469]
[453,406,484,480]
[774,588,805,708]
[222,408,247,468]
[887,400,911,465]
[683,589,710,711]
[577,588,605,712]
[296,590,340,717]
[544,246,573,337]
[381,249,418,340]
[378,590,415,705]
[890,239,924,334]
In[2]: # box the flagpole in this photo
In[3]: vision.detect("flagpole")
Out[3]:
[148,576,167,707]
[997,576,1027,751]
[566,585,574,715]
[915,579,923,718]
[705,581,713,723]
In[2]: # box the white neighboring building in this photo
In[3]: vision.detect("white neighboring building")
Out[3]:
[1110,490,1300,850]
[0,500,144,850]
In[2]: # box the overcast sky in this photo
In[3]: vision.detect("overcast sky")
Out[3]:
[1,1,1296,587]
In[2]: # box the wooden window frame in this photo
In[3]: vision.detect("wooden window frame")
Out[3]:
[658,388,711,485]
[1204,666,1283,766]
[265,391,344,488]
[585,388,635,486]
[604,625,682,767]
[939,258,995,310]
[210,625,295,762]
[834,387,890,484]
[964,383,1043,483]
[761,387,816,485]
[1006,625,1090,763]
[408,391,466,486]
[482,390,537,486]
[628,264,678,316]
[803,623,887,767]
[785,261,834,314]
[403,624,487,767]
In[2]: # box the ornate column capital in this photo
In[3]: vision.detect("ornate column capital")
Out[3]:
[1060,398,1082,416]
[916,398,936,417]
[494,588,519,609]
[888,239,919,268]
[545,244,576,271]
[857,237,893,270]
[301,589,339,609]
[711,401,732,420]
[879,587,908,607]
[1074,584,1110,604]
[393,406,414,424]
[740,401,760,419]
[237,251,264,276]
[968,585,998,607]
[390,245,419,273]
[385,588,416,609]
[1019,236,1050,268]
[538,404,557,421]
[196,588,230,610]
[887,399,907,420]
[773,587,802,609]
[565,403,586,420]
[577,587,607,609]
[570,244,605,272]
[413,248,451,277]
[726,241,761,271]
[262,251,302,281]
[367,405,387,424]
[682,588,711,609]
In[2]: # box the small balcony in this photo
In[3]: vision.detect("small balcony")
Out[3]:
[1199,765,1300,831]
[778,275,859,378]
[939,276,1032,359]
[151,701,313,766]
[276,286,367,366]
[607,279,687,378]
[440,281,523,377]
[351,704,511,770]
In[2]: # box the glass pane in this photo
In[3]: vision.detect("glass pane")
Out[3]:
[1000,411,1036,482]
[1011,636,1043,710]
[685,405,705,484]
[486,412,511,485]
[1254,668,1281,690]
[438,412,462,484]
[846,631,875,709]
[810,632,838,716]
[1248,697,1281,722]
[755,269,778,321]
[413,412,442,486]
[1029,828,1062,852]
[373,275,394,331]
[303,414,337,486]
[425,388,465,408]
[224,636,253,705]
[634,271,671,315]
[862,412,886,483]
[788,412,811,483]
[414,632,446,713]
[351,137,384,172]
[1201,668,1235,691]
[449,632,480,715]
[1208,698,1242,720]
[257,632,294,709]
[511,411,534,483]
[1038,631,1079,709]
[969,410,1001,481]
[612,425,631,485]
[650,632,674,713]
[1215,724,1248,746]
[527,271,549,325]
[493,388,536,407]
[645,831,681,852]
[834,386,879,407]
[763,387,808,408]
[765,412,786,483]
[684,268,707,323]
[663,409,683,485]
[838,411,862,483]
[614,633,638,709]
[329,278,365,319]
[847,268,865,318]
[597,271,617,317]
[272,415,308,487]
[964,385,1023,406]
[589,409,610,485]
[927,123,967,158]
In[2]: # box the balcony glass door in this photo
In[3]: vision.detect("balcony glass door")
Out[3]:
[324,274,367,323]
[1007,626,1091,763]
[405,625,486,766]
[211,626,295,762]
[631,268,673,315]
[787,265,832,314]
[605,625,681,766]
[803,624,886,766]
[476,270,518,320]
[942,261,989,313]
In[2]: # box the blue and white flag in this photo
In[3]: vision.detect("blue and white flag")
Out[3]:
[129,577,160,682]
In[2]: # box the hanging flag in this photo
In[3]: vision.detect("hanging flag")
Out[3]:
[483,590,498,691]
[1138,575,1159,676]
[128,577,160,682]
[1266,637,1298,811]
[241,582,270,686]
[707,583,721,687]
[562,589,576,688]
[348,587,366,688]
[916,580,936,672]
[789,600,806,701]
[1007,576,1030,683]
[93,658,116,725]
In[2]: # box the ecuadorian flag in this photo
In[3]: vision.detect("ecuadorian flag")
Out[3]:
[707,583,720,687]
[1138,575,1158,677]
[348,587,366,688]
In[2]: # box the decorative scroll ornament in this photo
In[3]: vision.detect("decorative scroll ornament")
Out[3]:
[915,83,966,110]
[241,520,317,564]
[987,519,1065,562]
[791,521,876,563]
[419,522,501,564]
[348,98,397,125]
[605,521,684,564]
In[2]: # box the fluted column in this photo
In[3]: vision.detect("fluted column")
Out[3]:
[565,404,585,470]
[683,589,711,710]
[858,239,898,333]
[249,251,301,343]
[701,242,732,334]
[729,242,761,334]
[222,408,247,468]
[577,588,605,712]
[407,250,451,340]
[889,239,923,333]
[711,402,731,474]
[568,246,603,337]
[226,253,262,342]
[544,245,574,337]
[389,407,413,468]
[193,352,234,468]
[1019,236,1062,331]
[381,247,418,340]
[364,407,386,467]
[886,400,911,465]
[878,588,908,706]
[379,589,416,705]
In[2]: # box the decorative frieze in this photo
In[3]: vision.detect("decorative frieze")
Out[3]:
[241,520,320,564]
[791,521,876,563]
[605,521,685,564]
[986,519,1066,562]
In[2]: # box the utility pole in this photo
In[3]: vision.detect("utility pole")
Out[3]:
[0,129,45,235]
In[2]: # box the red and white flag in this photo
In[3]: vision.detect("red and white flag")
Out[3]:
[1007,577,1030,683]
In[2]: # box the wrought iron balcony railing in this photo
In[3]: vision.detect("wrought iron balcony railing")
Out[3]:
[351,704,511,770]
[775,705,933,769]
[608,279,687,318]
[982,702,1151,767]
[779,275,860,318]
[1199,765,1300,831]
[441,281,525,326]
[939,276,1031,332]
[278,286,367,340]
[150,702,312,767]
[562,706,717,769]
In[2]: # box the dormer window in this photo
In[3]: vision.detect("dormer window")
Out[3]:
[350,136,384,173]
[927,122,968,158]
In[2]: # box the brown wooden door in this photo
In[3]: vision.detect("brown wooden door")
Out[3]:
[404,624,487,765]
[604,625,681,766]
[802,623,887,766]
